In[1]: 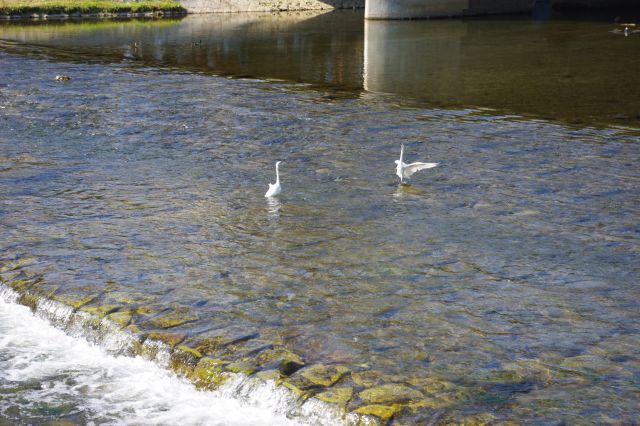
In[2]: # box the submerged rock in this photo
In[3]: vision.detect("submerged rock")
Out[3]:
[144,331,185,349]
[351,370,386,388]
[144,307,199,329]
[80,304,120,318]
[292,364,350,389]
[255,369,281,382]
[51,292,98,310]
[315,386,353,410]
[256,347,305,376]
[188,357,229,390]
[105,310,133,328]
[353,404,399,421]
[359,383,423,405]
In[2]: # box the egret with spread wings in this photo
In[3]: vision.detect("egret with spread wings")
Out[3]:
[395,144,438,184]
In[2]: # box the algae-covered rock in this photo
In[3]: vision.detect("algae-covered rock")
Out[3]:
[359,383,423,405]
[315,386,353,409]
[353,404,399,421]
[282,380,311,400]
[144,332,185,349]
[0,257,35,272]
[444,411,497,425]
[404,395,452,411]
[145,307,199,329]
[177,345,203,359]
[80,304,120,319]
[5,277,41,292]
[406,376,456,395]
[295,364,350,388]
[51,293,98,310]
[188,357,229,390]
[106,310,133,328]
[170,345,204,376]
[17,292,39,312]
[225,360,257,376]
[255,369,281,382]
[184,335,228,356]
[352,370,385,388]
[256,347,305,376]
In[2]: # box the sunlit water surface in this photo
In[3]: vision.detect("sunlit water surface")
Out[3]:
[1,9,640,424]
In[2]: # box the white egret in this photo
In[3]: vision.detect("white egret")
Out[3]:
[265,161,282,197]
[395,144,438,184]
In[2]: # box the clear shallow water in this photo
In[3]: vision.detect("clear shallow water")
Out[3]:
[0,9,640,424]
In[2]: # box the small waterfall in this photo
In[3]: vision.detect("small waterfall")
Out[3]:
[0,283,349,425]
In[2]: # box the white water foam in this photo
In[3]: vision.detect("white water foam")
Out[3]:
[0,293,311,426]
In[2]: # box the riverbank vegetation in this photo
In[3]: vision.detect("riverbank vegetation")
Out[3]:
[0,0,186,16]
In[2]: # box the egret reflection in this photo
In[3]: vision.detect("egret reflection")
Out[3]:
[266,196,281,218]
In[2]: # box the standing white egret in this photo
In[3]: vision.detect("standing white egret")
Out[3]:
[265,161,282,197]
[395,144,438,184]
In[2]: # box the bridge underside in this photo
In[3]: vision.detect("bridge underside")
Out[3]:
[365,0,638,19]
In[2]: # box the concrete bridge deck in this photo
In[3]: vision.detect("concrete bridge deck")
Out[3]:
[365,0,637,19]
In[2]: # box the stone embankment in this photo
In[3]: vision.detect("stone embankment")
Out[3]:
[0,11,186,20]
[178,0,362,13]
[0,257,493,425]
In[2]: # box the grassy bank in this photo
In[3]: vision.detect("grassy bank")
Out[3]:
[0,0,186,16]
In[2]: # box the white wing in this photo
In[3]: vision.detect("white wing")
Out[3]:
[403,162,438,178]
[394,160,400,165]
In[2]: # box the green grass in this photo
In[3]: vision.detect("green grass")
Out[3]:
[0,0,186,15]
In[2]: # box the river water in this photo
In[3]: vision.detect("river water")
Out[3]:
[1,8,639,425]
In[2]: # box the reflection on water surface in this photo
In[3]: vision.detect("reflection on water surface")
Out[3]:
[1,9,640,126]
[0,8,640,424]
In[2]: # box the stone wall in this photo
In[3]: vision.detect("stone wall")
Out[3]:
[178,0,364,13]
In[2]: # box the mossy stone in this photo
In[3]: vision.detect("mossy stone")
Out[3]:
[353,404,399,421]
[191,336,228,355]
[126,323,142,334]
[316,386,353,409]
[189,357,228,390]
[352,370,385,387]
[145,308,198,329]
[171,347,202,376]
[106,310,133,328]
[145,332,185,349]
[449,412,497,425]
[80,304,120,318]
[177,345,203,359]
[18,292,39,312]
[6,278,39,292]
[256,347,305,376]
[405,395,452,411]
[255,369,281,382]
[0,257,35,272]
[359,384,423,405]
[407,377,456,395]
[226,360,257,376]
[298,364,350,387]
[282,381,310,400]
[52,293,97,309]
